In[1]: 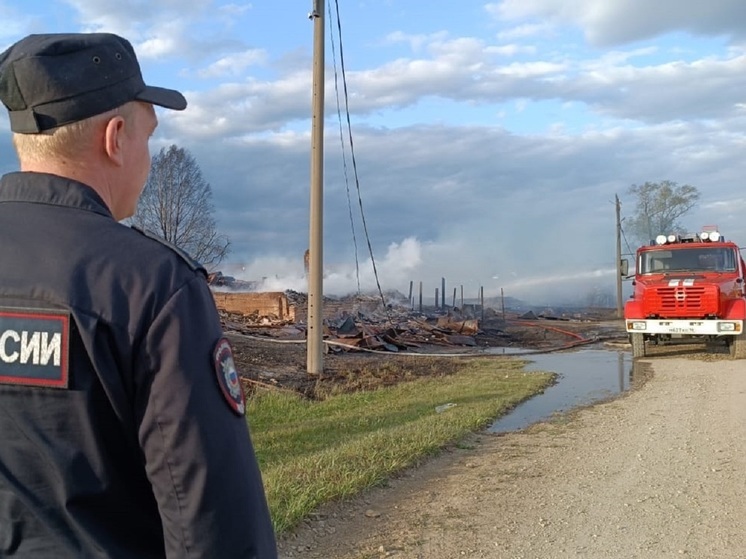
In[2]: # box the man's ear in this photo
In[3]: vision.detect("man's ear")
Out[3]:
[103,116,127,166]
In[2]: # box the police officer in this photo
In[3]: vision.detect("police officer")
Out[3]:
[0,33,277,557]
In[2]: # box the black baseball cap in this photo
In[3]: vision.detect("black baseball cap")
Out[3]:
[0,32,187,134]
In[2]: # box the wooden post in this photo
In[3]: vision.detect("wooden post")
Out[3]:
[419,281,423,313]
[480,286,485,323]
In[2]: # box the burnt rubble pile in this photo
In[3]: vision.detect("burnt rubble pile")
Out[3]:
[207,271,260,291]
[219,290,513,353]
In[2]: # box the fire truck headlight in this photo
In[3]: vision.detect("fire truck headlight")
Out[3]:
[718,322,737,332]
[708,231,721,242]
[667,234,677,243]
[699,231,710,241]
[655,235,667,245]
[627,321,647,331]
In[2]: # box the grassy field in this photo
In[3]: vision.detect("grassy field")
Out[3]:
[246,357,555,534]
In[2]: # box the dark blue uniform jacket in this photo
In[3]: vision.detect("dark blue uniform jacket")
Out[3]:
[0,172,277,558]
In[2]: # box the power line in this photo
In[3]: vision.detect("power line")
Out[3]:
[329,0,387,308]
[620,225,635,257]
[327,0,361,294]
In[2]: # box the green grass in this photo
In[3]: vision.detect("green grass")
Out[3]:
[246,357,554,534]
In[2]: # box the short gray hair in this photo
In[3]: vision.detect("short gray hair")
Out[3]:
[12,103,134,164]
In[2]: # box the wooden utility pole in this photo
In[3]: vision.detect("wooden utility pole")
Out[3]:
[615,194,624,318]
[307,1,325,375]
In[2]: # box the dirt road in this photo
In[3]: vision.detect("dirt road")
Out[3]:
[278,357,746,558]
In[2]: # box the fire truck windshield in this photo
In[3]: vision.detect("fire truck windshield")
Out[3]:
[640,247,737,274]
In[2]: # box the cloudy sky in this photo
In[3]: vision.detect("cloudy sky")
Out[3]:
[2,1,746,305]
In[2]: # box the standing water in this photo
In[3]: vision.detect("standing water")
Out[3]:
[488,348,633,434]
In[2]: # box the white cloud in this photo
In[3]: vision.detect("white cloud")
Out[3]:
[139,34,180,58]
[159,24,746,146]
[196,49,267,79]
[492,0,746,46]
[383,31,448,53]
[219,3,252,19]
[485,44,537,57]
[496,23,554,42]
[62,0,249,61]
[168,70,311,138]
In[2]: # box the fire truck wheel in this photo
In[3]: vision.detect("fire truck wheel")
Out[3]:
[729,332,746,359]
[631,333,646,358]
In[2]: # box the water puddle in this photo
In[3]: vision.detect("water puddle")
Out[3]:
[487,347,633,434]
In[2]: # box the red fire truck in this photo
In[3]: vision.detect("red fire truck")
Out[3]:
[624,227,746,358]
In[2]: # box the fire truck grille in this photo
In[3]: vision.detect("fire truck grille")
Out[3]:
[643,285,720,317]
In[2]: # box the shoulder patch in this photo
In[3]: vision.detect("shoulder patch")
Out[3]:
[130,226,207,277]
[0,307,70,389]
[213,338,246,416]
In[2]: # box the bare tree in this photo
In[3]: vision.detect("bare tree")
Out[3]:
[626,180,700,246]
[131,145,229,269]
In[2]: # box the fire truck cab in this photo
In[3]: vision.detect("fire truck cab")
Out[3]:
[624,228,746,359]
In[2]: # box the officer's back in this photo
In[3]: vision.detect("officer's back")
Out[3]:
[0,32,277,558]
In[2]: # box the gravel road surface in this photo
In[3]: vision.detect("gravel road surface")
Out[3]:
[279,357,746,558]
